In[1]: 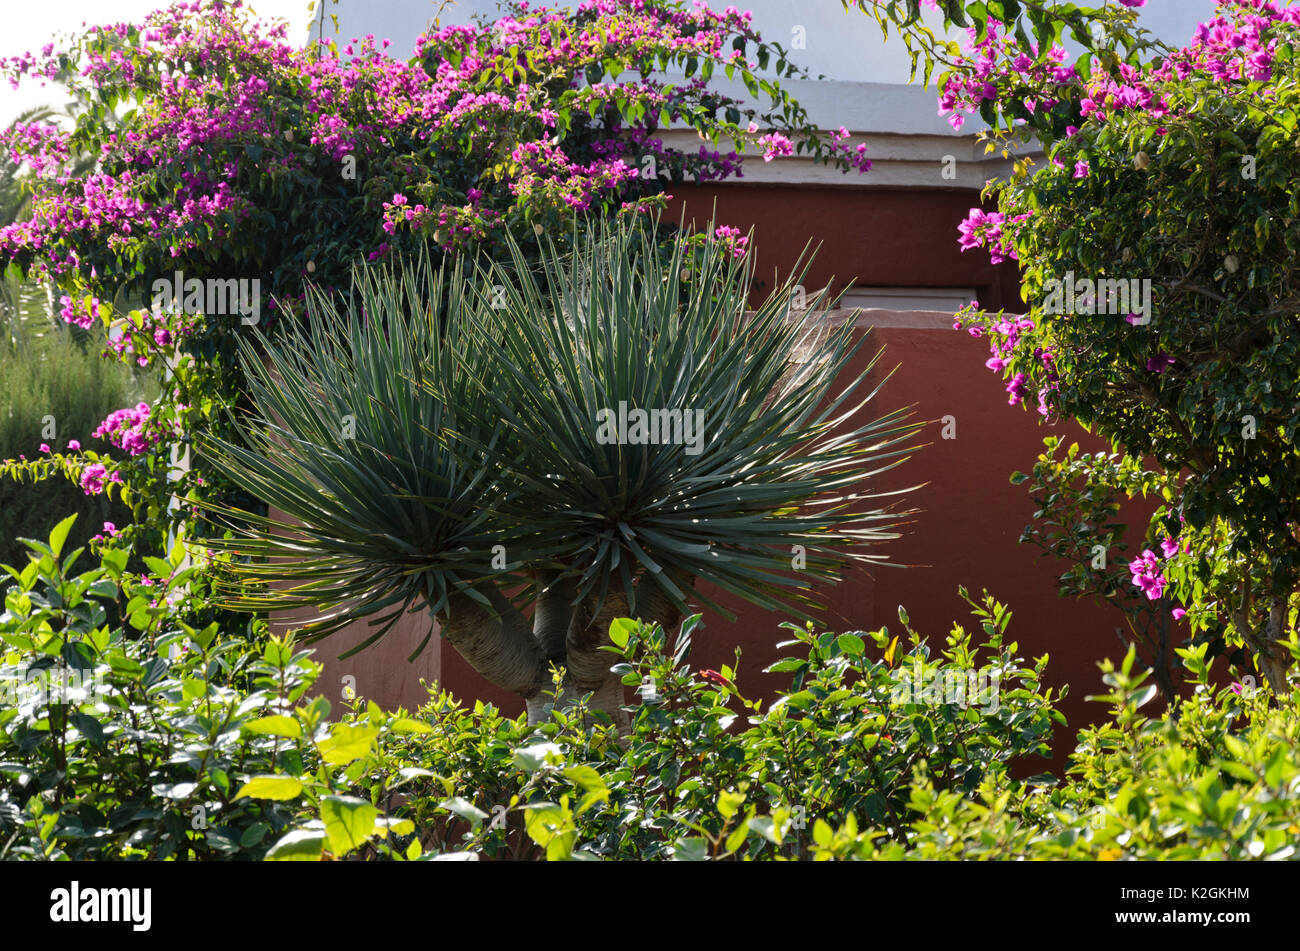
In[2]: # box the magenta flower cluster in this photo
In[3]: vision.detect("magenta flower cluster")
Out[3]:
[0,0,869,307]
[957,208,1019,266]
[79,463,123,496]
[1081,2,1296,124]
[59,294,101,330]
[712,225,749,259]
[1128,548,1167,600]
[1128,535,1190,603]
[1,121,72,178]
[931,0,1299,137]
[93,402,168,456]
[936,16,1081,131]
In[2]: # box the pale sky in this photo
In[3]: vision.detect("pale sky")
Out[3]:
[0,0,320,125]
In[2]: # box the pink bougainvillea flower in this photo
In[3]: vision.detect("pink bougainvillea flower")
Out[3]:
[79,463,108,495]
[756,132,793,162]
[712,224,749,259]
[93,401,174,456]
[1005,372,1028,405]
[1128,549,1166,600]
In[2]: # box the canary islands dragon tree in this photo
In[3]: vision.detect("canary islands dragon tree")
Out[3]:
[197,215,920,723]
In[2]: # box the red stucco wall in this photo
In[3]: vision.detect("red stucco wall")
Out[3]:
[662,183,1024,311]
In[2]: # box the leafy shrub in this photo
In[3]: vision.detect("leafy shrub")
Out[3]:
[258,594,1300,861]
[0,530,1060,860]
[258,589,1064,861]
[949,1,1300,691]
[7,523,1297,861]
[0,515,408,859]
[827,642,1300,860]
[475,594,1063,860]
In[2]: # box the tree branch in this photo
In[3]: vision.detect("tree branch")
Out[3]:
[532,569,575,663]
[437,583,548,698]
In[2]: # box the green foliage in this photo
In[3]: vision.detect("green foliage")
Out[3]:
[1012,437,1186,700]
[844,0,1157,102]
[0,516,320,859]
[195,249,505,651]
[950,4,1300,689]
[1000,73,1300,550]
[864,643,1300,860]
[0,325,152,569]
[0,540,1061,859]
[471,592,1063,859]
[250,588,1061,861]
[7,533,1299,861]
[474,217,919,619]
[260,595,1300,862]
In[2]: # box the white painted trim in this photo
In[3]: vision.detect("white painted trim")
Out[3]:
[821,307,960,330]
[781,309,965,370]
[782,308,966,337]
[836,308,962,329]
[839,288,977,313]
[695,78,985,137]
[658,119,1042,190]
